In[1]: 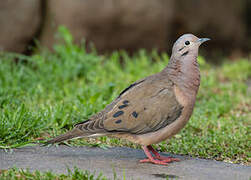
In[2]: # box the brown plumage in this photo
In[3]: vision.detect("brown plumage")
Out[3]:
[46,34,210,165]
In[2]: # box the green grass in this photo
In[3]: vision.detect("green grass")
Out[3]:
[0,167,173,180]
[0,167,110,180]
[0,27,250,166]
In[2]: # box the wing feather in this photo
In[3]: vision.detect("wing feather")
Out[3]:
[74,74,183,136]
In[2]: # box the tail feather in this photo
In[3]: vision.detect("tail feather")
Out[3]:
[44,128,91,144]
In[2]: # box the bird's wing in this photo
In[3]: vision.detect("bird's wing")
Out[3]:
[75,73,183,135]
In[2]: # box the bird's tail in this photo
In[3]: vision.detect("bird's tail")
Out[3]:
[44,128,91,144]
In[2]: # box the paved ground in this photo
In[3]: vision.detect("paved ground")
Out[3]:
[0,146,250,180]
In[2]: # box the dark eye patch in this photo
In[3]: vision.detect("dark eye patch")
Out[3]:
[178,47,185,51]
[181,51,189,56]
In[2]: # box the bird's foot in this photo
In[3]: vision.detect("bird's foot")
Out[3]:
[141,145,180,165]
[154,156,180,162]
[139,158,169,165]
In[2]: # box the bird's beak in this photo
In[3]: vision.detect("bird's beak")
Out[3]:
[198,38,210,44]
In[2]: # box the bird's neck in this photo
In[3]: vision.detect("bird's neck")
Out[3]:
[163,55,201,98]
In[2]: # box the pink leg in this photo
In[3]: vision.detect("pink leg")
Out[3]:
[147,145,180,162]
[139,146,169,165]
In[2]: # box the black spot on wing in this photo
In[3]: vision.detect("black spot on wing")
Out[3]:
[132,111,138,118]
[113,111,124,118]
[118,80,145,98]
[123,100,129,104]
[118,104,128,109]
[115,119,122,124]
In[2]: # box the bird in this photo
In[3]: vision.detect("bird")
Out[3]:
[46,34,210,165]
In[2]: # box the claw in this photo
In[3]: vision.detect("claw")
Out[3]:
[139,158,168,165]
[155,156,180,162]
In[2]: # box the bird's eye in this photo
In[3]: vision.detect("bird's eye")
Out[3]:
[185,41,190,45]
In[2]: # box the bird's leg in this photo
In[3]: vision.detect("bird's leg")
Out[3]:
[140,145,169,165]
[147,145,180,162]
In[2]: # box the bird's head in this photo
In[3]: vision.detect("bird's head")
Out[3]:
[171,34,210,59]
